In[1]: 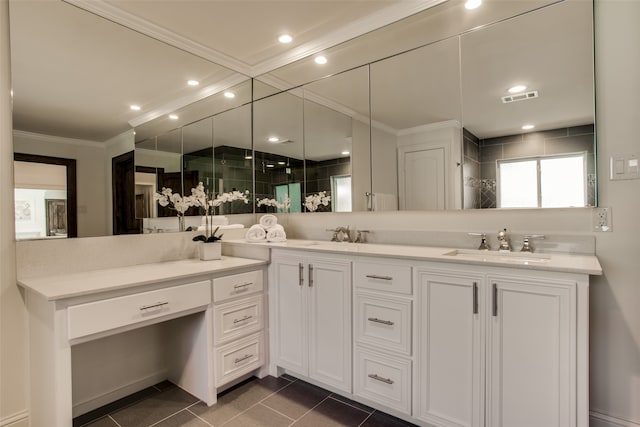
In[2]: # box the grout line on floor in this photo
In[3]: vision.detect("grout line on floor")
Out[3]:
[147,407,191,427]
[108,415,123,427]
[357,411,375,427]
[288,394,332,423]
[186,408,215,427]
[327,394,373,415]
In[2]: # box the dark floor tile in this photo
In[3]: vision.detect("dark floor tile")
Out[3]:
[80,416,120,427]
[190,378,288,426]
[329,394,374,414]
[152,409,210,427]
[223,403,293,427]
[280,373,299,382]
[262,379,331,419]
[292,397,370,427]
[73,386,161,427]
[110,385,199,427]
[360,410,418,427]
[255,375,293,392]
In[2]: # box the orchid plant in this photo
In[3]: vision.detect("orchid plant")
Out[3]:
[154,187,195,216]
[256,194,291,212]
[304,191,331,212]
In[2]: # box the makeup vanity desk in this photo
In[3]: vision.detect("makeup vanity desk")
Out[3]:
[18,256,267,427]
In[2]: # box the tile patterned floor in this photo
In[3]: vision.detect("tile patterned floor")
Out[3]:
[74,375,418,427]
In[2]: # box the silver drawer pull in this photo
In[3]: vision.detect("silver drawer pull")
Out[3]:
[368,317,394,326]
[233,282,253,290]
[365,274,393,281]
[368,374,394,385]
[139,301,169,311]
[232,315,253,324]
[234,354,253,364]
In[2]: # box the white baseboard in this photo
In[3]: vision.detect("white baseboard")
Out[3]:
[591,410,640,427]
[0,410,29,427]
[73,370,168,417]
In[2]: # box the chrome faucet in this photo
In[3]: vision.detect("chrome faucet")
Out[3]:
[497,228,511,252]
[326,226,351,242]
[326,226,369,243]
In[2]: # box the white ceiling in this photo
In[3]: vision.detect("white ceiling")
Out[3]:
[8,0,594,146]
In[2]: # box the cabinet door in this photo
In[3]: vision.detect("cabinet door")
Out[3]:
[308,259,352,393]
[271,256,308,376]
[416,270,484,427]
[487,277,575,427]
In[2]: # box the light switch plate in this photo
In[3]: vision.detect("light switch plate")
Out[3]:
[610,153,640,180]
[592,207,612,232]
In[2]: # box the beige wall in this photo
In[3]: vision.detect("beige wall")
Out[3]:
[0,1,28,426]
[1,1,638,426]
[589,1,640,425]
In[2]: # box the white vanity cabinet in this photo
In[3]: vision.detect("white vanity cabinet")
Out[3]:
[353,259,414,415]
[415,264,588,427]
[415,269,485,427]
[212,269,266,387]
[486,274,578,427]
[269,250,352,393]
[18,257,267,427]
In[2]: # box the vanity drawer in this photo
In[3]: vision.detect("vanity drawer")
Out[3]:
[355,293,412,356]
[215,332,264,386]
[214,295,263,345]
[354,347,411,415]
[354,262,412,295]
[213,270,263,303]
[67,280,211,341]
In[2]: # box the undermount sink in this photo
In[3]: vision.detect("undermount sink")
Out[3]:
[443,249,551,264]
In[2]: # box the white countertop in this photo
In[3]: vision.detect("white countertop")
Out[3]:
[18,256,266,301]
[228,239,602,276]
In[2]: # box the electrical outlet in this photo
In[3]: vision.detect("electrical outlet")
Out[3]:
[593,207,612,232]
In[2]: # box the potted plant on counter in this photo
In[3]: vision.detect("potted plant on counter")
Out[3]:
[192,226,223,260]
[191,182,223,260]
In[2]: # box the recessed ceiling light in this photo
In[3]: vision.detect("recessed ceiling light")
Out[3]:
[187,80,199,86]
[341,151,350,155]
[244,155,253,160]
[266,164,275,168]
[465,0,481,9]
[522,124,535,130]
[224,91,236,99]
[277,161,286,165]
[278,34,293,44]
[268,136,279,143]
[314,56,327,65]
[169,114,179,120]
[508,85,527,94]
[130,105,141,111]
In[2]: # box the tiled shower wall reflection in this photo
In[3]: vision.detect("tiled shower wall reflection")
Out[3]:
[463,124,596,209]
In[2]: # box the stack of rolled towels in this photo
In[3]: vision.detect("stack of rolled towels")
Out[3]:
[246,214,287,242]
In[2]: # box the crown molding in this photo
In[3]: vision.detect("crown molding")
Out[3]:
[250,0,447,76]
[397,120,461,136]
[64,0,445,79]
[13,130,105,148]
[63,0,253,76]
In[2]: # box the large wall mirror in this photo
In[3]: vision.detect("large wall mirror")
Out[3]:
[11,0,595,238]
[256,0,595,212]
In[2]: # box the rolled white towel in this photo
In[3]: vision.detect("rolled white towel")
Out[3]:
[246,224,267,242]
[259,214,278,230]
[267,226,287,242]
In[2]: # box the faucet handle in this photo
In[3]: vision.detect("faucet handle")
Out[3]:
[520,234,545,252]
[354,230,370,243]
[468,232,490,250]
[325,228,339,241]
